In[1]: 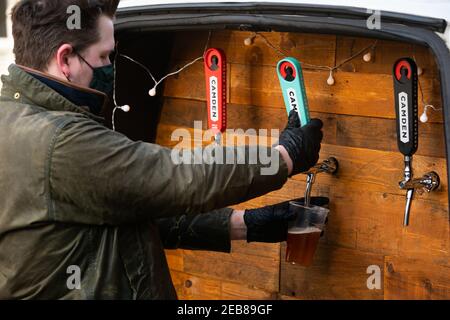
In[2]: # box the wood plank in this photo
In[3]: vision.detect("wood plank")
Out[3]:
[160,30,449,301]
[163,62,442,123]
[158,103,339,145]
[254,171,448,263]
[156,124,449,254]
[397,231,449,266]
[280,244,384,299]
[229,241,280,260]
[182,249,279,292]
[170,31,437,76]
[158,99,338,147]
[335,114,445,158]
[156,124,449,258]
[221,282,276,300]
[264,177,448,261]
[327,185,449,260]
[292,145,449,259]
[158,99,337,141]
[278,294,300,300]
[230,65,441,123]
[303,144,448,202]
[170,269,276,300]
[170,30,337,67]
[384,256,450,299]
[335,36,438,76]
[170,270,222,300]
[157,136,449,261]
[158,97,445,157]
[155,123,277,149]
[165,249,184,272]
[156,124,448,203]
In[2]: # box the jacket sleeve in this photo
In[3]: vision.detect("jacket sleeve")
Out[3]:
[156,208,233,253]
[48,116,288,225]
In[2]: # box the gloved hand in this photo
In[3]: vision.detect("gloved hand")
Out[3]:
[244,199,297,243]
[243,197,329,243]
[278,110,323,176]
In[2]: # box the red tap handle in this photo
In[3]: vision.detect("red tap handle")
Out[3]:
[204,48,227,134]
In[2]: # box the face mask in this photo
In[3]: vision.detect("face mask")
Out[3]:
[75,52,114,96]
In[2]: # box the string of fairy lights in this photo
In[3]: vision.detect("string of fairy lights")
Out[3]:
[249,31,440,122]
[247,31,378,86]
[111,30,439,130]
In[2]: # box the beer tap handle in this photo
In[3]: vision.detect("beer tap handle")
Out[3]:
[393,58,419,157]
[204,48,227,144]
[393,58,419,226]
[277,57,310,127]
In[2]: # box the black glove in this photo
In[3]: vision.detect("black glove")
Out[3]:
[278,110,323,176]
[243,197,329,243]
[244,200,297,243]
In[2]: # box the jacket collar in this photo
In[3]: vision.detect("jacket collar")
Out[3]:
[0,64,106,123]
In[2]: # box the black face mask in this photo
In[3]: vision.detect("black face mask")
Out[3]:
[75,52,114,96]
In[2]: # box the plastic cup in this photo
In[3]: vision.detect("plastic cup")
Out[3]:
[286,199,329,266]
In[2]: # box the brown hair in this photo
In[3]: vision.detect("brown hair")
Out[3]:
[11,0,120,70]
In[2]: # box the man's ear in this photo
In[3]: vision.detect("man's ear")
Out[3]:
[56,44,75,79]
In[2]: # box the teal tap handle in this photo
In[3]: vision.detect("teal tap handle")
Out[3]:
[277,57,310,126]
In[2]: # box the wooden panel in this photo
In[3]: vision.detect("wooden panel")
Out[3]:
[156,120,448,201]
[326,185,449,260]
[165,249,184,272]
[171,270,222,300]
[229,241,280,260]
[335,37,438,76]
[163,63,442,123]
[158,120,448,296]
[171,31,437,76]
[304,144,448,201]
[158,97,445,158]
[221,282,276,300]
[158,118,449,261]
[182,248,279,292]
[397,232,450,266]
[335,115,445,158]
[384,256,450,299]
[170,270,276,300]
[280,244,384,299]
[264,178,448,261]
[157,29,449,300]
[170,30,337,67]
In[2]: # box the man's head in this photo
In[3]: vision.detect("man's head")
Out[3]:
[11,0,119,88]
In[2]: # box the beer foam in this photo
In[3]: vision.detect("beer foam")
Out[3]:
[288,226,322,234]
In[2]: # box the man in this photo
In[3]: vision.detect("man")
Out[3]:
[0,0,323,299]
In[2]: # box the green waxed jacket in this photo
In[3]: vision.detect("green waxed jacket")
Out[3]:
[0,64,288,299]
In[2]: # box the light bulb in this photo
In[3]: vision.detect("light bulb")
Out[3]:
[363,52,372,62]
[120,105,130,112]
[327,71,335,86]
[244,35,256,46]
[149,87,157,97]
[420,111,428,123]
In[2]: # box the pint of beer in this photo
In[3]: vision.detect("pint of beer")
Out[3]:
[286,201,329,266]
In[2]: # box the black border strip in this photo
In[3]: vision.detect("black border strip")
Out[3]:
[117,2,447,33]
[115,9,450,210]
